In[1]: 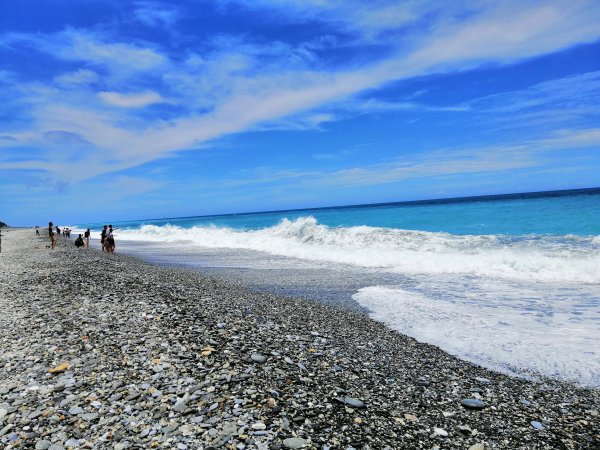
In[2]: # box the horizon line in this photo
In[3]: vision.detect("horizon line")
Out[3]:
[95,185,600,226]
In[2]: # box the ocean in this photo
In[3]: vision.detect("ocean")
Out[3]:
[77,188,600,387]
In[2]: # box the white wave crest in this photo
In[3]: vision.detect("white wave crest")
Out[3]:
[115,216,600,283]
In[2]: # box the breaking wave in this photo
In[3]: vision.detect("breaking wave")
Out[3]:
[115,216,600,284]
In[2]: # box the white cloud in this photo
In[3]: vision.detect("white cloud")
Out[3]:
[211,128,600,190]
[98,91,166,108]
[2,29,167,75]
[1,0,600,187]
[54,69,99,85]
[219,0,465,39]
[134,1,181,28]
[405,2,600,70]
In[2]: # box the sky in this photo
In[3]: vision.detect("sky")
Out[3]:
[1,0,599,226]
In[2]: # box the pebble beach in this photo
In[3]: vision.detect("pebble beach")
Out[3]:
[0,229,598,449]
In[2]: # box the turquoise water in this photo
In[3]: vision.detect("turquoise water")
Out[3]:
[87,188,600,236]
[77,188,600,387]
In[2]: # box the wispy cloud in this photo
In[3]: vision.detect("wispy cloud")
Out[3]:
[206,127,600,190]
[54,69,100,85]
[98,90,167,108]
[134,1,181,28]
[2,29,167,75]
[1,0,599,199]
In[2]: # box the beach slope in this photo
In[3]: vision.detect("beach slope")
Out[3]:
[0,229,598,449]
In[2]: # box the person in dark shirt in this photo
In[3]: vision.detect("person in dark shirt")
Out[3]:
[75,234,84,248]
[105,225,115,253]
[48,222,56,249]
[100,225,108,252]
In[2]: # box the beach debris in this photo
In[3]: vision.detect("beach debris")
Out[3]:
[47,362,70,374]
[201,346,215,356]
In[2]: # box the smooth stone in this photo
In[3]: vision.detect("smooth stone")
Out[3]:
[283,437,308,449]
[64,439,79,447]
[251,353,267,364]
[173,399,186,412]
[163,424,177,434]
[81,412,99,422]
[469,444,485,450]
[531,420,544,430]
[433,428,448,437]
[68,406,83,415]
[251,422,266,430]
[0,409,7,419]
[460,399,486,410]
[343,397,366,409]
[48,445,64,450]
[35,440,52,450]
[475,377,491,384]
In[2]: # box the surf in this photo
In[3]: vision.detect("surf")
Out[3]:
[115,216,600,284]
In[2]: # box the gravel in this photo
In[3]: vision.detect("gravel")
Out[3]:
[0,228,598,449]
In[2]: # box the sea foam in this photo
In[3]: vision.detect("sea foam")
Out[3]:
[100,216,600,386]
[115,216,600,284]
[353,285,600,387]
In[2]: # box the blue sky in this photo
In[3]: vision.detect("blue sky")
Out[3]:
[1,0,599,226]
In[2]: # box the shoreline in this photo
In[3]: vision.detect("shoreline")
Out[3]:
[0,229,598,449]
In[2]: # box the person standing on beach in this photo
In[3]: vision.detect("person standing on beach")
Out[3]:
[48,222,56,249]
[84,228,91,248]
[35,226,40,236]
[100,225,108,251]
[106,225,115,253]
